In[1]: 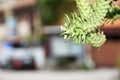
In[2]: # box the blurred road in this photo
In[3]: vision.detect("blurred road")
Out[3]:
[0,68,119,80]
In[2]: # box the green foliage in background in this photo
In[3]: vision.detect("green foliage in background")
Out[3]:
[36,0,76,25]
[61,0,120,48]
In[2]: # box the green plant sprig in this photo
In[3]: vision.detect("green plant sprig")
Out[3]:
[61,0,120,48]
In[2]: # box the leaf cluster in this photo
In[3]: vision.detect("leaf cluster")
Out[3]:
[61,0,120,47]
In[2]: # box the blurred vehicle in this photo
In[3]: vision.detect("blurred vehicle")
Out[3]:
[49,36,85,69]
[43,26,87,69]
[8,48,36,69]
[0,42,36,70]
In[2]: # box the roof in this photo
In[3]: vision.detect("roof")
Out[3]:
[43,25,61,35]
[0,0,36,11]
[103,19,120,28]
[101,19,120,37]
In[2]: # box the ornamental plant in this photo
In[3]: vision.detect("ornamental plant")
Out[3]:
[61,0,120,48]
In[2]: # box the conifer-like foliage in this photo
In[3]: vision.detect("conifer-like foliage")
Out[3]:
[61,0,120,47]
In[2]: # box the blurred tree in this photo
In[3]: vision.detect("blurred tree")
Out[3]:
[36,0,76,25]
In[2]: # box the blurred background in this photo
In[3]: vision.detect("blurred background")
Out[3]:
[0,0,120,80]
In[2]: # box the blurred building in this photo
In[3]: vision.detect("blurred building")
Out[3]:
[92,19,120,67]
[0,0,36,43]
[90,1,120,68]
